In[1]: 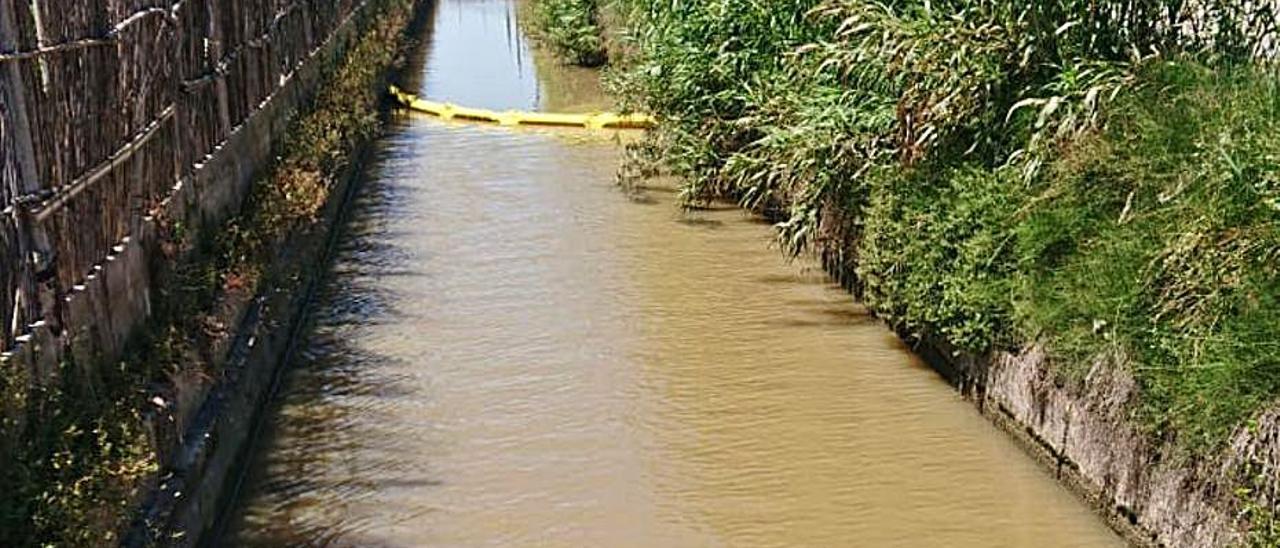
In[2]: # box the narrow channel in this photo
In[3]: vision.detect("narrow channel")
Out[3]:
[221,0,1124,545]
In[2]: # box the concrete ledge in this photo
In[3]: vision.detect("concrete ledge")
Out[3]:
[819,242,1272,546]
[120,2,430,545]
[122,3,429,544]
[899,329,1271,547]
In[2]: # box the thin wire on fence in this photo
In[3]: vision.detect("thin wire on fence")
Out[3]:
[0,0,368,354]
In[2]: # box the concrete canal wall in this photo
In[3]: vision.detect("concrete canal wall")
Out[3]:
[823,253,1279,548]
[1,0,428,544]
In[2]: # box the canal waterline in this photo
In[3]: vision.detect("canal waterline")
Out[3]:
[221,0,1125,545]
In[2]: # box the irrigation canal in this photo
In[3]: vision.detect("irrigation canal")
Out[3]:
[220,0,1125,545]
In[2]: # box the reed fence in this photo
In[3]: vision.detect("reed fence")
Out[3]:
[0,0,364,355]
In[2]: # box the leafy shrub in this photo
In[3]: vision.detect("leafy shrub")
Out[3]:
[1016,63,1280,450]
[608,0,1280,458]
[531,0,607,66]
[858,165,1019,353]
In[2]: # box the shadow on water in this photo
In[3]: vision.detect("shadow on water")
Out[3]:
[762,305,878,329]
[212,11,439,534]
[754,272,830,285]
[675,217,724,229]
[631,184,679,195]
[215,159,431,546]
[624,193,660,205]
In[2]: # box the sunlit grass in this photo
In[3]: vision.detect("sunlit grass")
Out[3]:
[528,0,607,66]
[604,0,1280,458]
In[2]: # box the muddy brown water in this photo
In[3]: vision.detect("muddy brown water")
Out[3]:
[220,0,1125,546]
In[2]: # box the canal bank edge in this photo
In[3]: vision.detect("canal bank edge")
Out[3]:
[556,1,1278,544]
[915,336,1279,548]
[820,249,1280,548]
[121,1,431,545]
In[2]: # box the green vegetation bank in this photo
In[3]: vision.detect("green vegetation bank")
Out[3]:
[533,0,1279,544]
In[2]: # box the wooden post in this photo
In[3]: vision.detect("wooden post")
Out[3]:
[0,0,39,193]
[207,1,232,139]
[1,0,57,355]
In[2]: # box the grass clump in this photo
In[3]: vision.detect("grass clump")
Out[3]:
[606,0,1280,464]
[858,164,1021,353]
[529,0,607,66]
[1016,63,1280,450]
[0,360,157,547]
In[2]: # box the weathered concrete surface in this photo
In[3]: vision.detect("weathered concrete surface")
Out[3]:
[134,0,386,462]
[924,339,1279,547]
[819,240,1275,547]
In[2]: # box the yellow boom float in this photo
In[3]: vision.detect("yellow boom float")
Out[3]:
[389,85,655,130]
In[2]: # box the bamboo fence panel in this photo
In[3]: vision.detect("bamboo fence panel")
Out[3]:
[0,0,367,356]
[1,99,19,352]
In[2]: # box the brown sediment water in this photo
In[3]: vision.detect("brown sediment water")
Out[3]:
[221,0,1125,545]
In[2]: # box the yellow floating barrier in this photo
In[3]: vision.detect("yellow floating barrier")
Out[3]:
[389,85,655,130]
